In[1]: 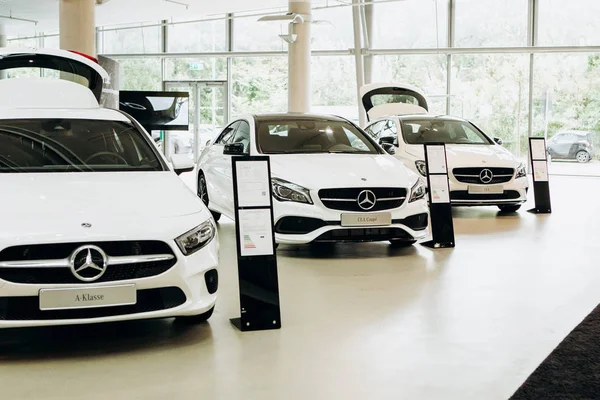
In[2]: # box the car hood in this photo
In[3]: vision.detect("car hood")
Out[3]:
[269,153,412,189]
[406,144,520,167]
[0,172,209,244]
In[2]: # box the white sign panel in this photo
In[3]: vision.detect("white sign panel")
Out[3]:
[426,145,447,174]
[236,160,271,207]
[239,209,274,257]
[429,175,450,203]
[530,138,547,160]
[533,160,549,182]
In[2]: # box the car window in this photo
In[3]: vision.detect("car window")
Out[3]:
[365,120,386,138]
[380,119,397,137]
[257,119,381,154]
[0,118,165,173]
[401,118,492,145]
[231,121,250,153]
[215,121,239,145]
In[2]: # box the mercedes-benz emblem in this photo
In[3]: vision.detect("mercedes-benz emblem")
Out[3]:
[357,190,377,211]
[479,169,494,184]
[81,223,92,228]
[69,245,108,282]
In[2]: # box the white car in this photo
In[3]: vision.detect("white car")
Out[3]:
[196,114,429,246]
[0,48,218,328]
[361,83,529,212]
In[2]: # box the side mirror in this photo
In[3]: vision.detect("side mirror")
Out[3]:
[170,154,194,175]
[224,142,246,155]
[382,143,396,155]
[493,137,503,146]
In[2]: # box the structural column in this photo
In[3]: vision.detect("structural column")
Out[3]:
[59,0,96,56]
[288,0,311,113]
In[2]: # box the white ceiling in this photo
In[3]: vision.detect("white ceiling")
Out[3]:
[0,0,307,36]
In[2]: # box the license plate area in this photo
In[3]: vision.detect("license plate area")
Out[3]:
[39,284,137,311]
[341,212,392,227]
[468,184,504,194]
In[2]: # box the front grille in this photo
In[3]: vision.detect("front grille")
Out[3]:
[0,241,176,284]
[453,167,514,184]
[450,190,521,201]
[0,287,186,321]
[318,188,407,212]
[314,228,413,243]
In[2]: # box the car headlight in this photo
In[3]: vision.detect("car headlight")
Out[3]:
[409,178,427,203]
[415,160,427,177]
[271,178,313,204]
[175,220,215,256]
[515,163,526,179]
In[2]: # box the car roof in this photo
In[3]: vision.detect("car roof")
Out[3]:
[558,130,592,135]
[253,113,350,123]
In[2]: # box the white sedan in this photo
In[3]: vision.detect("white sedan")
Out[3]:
[0,48,218,328]
[361,83,529,212]
[196,114,429,246]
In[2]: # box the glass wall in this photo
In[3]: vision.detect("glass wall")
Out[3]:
[100,24,161,54]
[372,55,448,114]
[167,17,227,53]
[454,0,528,47]
[371,0,448,49]
[450,54,529,156]
[312,56,357,120]
[231,57,288,116]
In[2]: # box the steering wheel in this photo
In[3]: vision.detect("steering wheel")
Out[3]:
[84,152,129,165]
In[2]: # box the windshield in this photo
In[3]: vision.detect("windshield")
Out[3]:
[401,118,493,145]
[0,119,166,173]
[257,119,380,154]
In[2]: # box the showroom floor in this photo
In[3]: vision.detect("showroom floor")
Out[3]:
[1,176,598,400]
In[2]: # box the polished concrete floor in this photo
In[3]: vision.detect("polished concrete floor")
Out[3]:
[1,176,599,400]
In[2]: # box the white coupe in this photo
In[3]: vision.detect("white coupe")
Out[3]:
[361,83,529,212]
[196,114,429,246]
[0,48,218,328]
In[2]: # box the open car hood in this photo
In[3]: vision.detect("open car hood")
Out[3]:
[360,83,429,121]
[0,48,108,102]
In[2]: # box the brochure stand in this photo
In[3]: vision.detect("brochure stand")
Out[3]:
[528,137,552,214]
[230,156,281,332]
[421,143,455,249]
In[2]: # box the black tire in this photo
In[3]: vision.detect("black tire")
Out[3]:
[389,239,417,247]
[498,204,521,212]
[576,150,590,163]
[197,172,221,222]
[175,306,214,324]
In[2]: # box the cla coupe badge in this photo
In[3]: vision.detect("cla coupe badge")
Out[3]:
[69,245,108,282]
[357,190,377,211]
[479,169,494,184]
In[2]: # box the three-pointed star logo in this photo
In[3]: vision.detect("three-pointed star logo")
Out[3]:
[75,249,104,273]
[479,169,494,184]
[69,245,108,282]
[357,190,377,211]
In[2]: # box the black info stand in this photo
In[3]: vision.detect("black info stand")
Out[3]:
[421,143,455,249]
[528,137,552,214]
[230,156,282,332]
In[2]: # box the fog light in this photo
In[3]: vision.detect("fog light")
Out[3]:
[204,269,218,294]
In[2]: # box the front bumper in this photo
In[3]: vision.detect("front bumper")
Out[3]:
[273,196,429,245]
[0,237,219,328]
[448,175,529,206]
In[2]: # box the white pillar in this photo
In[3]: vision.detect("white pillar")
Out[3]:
[288,0,311,113]
[0,25,6,79]
[59,0,96,56]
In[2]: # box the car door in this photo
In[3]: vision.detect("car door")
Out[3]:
[552,133,574,158]
[203,121,239,211]
[221,120,251,217]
